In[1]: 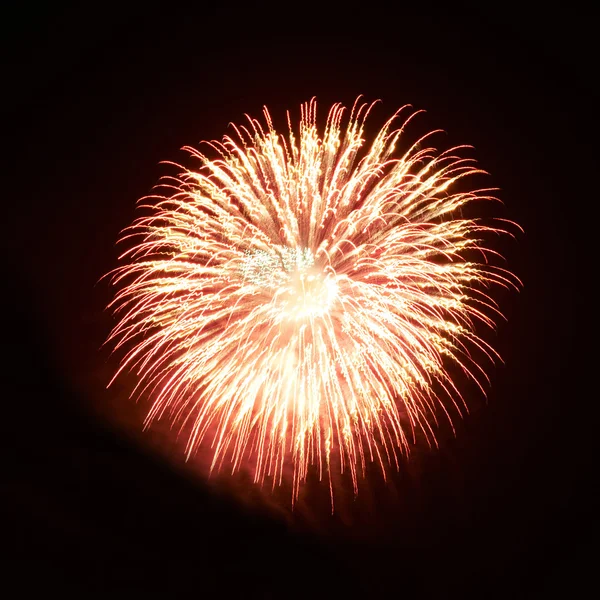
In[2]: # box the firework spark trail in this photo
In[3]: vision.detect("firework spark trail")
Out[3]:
[106,97,521,505]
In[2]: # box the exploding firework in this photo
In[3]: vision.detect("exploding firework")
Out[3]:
[106,98,520,504]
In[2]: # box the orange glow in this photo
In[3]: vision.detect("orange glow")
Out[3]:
[106,98,521,505]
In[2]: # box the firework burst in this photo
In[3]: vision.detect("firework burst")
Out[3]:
[106,97,520,505]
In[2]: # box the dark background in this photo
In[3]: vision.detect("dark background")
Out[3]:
[4,2,594,597]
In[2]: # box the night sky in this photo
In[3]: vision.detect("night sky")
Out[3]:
[4,2,593,597]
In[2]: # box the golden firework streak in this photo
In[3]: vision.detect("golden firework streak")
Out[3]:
[106,98,521,504]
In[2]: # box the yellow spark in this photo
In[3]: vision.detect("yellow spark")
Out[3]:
[106,97,521,506]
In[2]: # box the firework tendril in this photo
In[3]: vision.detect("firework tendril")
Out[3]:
[106,98,521,505]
